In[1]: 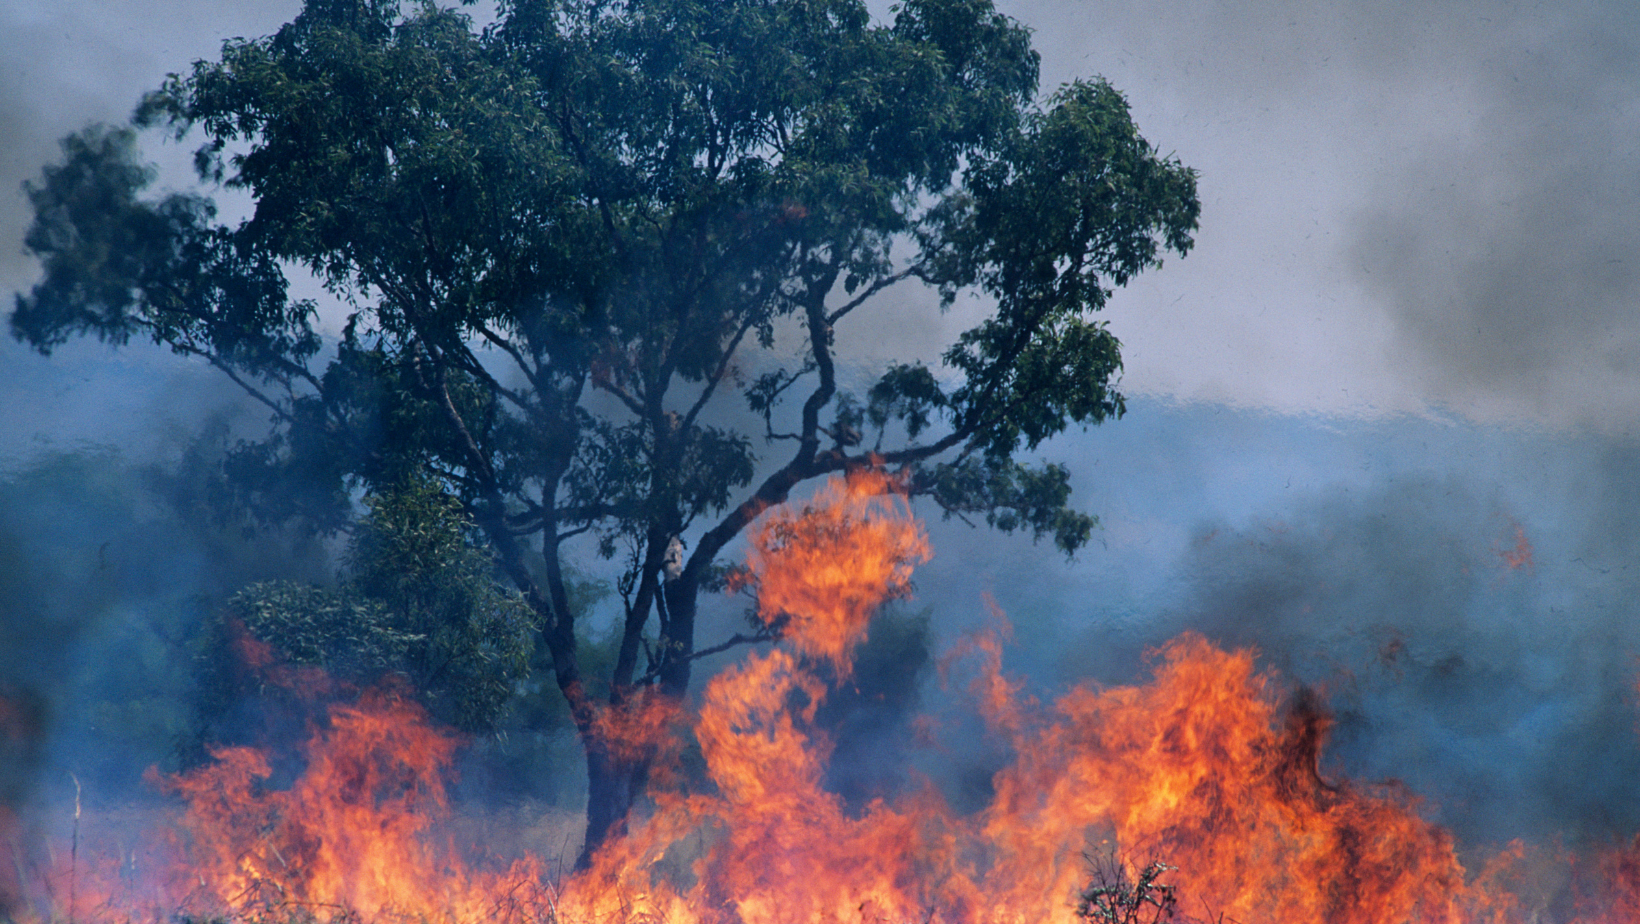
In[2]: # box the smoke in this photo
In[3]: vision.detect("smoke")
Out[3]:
[8,0,1640,424]
[1348,3,1640,429]
[981,0,1640,426]
[1170,475,1640,847]
[0,2,301,293]
[0,0,309,465]
[0,438,334,835]
[898,401,1640,850]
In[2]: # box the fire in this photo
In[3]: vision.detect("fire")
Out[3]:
[979,636,1496,924]
[731,469,930,671]
[12,471,1640,923]
[562,472,1524,924]
[52,688,553,924]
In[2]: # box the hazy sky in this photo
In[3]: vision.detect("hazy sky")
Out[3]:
[5,0,1638,435]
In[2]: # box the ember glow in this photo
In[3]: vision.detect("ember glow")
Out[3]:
[9,472,1640,923]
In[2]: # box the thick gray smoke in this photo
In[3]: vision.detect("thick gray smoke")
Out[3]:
[0,440,333,786]
[989,0,1640,426]
[1348,3,1640,428]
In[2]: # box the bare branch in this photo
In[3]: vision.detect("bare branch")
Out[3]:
[682,313,758,430]
[592,375,647,418]
[169,342,296,425]
[636,628,775,686]
[477,321,547,389]
[825,265,922,326]
[556,524,593,543]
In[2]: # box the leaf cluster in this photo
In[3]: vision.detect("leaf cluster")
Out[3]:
[208,477,535,734]
[13,126,319,382]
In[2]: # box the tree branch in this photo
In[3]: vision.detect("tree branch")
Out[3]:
[681,313,758,431]
[477,321,548,394]
[825,265,922,326]
[592,374,647,417]
[169,341,296,425]
[635,628,775,686]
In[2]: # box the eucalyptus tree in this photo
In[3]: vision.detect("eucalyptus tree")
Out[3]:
[13,0,1198,863]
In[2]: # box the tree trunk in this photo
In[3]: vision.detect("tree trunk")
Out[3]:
[577,735,650,870]
[574,575,700,869]
[658,574,697,696]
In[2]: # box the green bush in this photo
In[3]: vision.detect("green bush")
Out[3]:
[198,477,535,740]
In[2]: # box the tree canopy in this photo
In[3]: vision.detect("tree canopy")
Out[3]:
[12,0,1198,863]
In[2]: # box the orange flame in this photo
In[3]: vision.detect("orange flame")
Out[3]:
[570,473,1521,924]
[55,688,553,924]
[734,469,930,672]
[18,471,1640,923]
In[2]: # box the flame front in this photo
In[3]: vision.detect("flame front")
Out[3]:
[16,472,1640,923]
[60,689,554,924]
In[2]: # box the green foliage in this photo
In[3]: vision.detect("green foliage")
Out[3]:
[351,478,537,727]
[927,78,1196,460]
[13,0,1195,556]
[921,458,1095,554]
[225,581,414,673]
[13,125,318,378]
[217,478,536,733]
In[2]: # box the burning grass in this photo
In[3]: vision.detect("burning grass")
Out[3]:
[6,472,1640,924]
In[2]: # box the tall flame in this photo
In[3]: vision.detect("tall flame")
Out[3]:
[569,472,1516,924]
[735,469,930,672]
